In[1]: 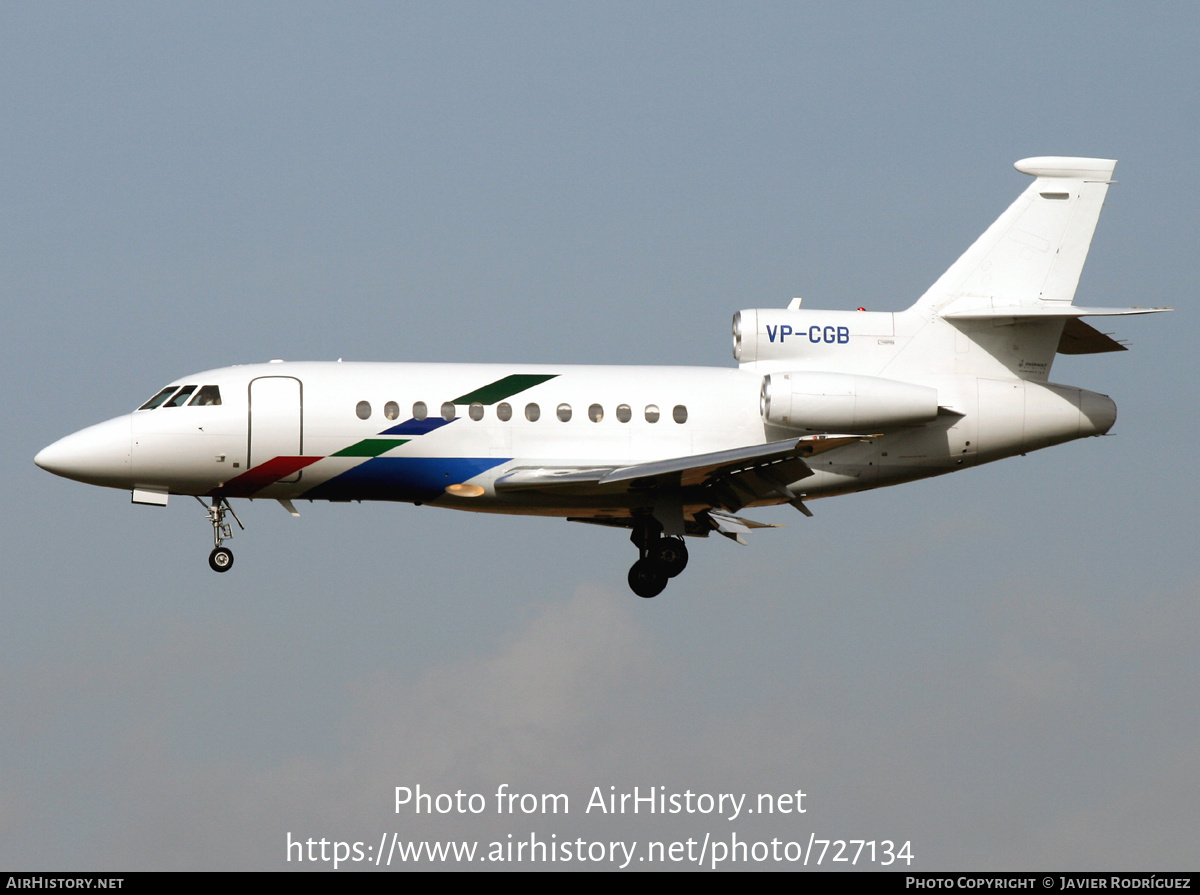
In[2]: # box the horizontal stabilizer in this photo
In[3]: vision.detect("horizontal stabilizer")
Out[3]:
[942,304,1171,320]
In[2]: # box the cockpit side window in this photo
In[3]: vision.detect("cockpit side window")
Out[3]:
[188,385,222,406]
[138,387,179,410]
[164,385,197,407]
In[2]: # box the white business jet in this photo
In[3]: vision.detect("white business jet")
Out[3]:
[36,157,1167,597]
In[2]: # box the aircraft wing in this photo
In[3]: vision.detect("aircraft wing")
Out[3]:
[495,434,870,512]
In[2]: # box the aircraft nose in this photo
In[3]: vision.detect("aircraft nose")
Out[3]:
[35,414,133,488]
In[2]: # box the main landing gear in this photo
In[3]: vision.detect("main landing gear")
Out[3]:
[627,516,689,598]
[196,496,243,573]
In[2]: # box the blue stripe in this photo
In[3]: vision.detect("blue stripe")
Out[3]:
[380,417,454,436]
[301,456,507,502]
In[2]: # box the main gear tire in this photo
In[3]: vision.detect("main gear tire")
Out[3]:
[628,558,668,598]
[652,536,689,578]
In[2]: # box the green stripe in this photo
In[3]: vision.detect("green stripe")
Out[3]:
[333,438,410,458]
[453,373,558,405]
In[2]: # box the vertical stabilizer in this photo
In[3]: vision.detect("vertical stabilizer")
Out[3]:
[913,157,1116,318]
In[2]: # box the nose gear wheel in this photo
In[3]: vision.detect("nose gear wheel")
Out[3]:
[209,546,234,572]
[196,496,243,573]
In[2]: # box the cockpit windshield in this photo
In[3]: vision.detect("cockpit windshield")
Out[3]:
[136,384,222,410]
[138,387,178,410]
[164,385,197,407]
[188,385,222,406]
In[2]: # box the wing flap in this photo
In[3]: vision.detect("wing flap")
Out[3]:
[567,508,781,544]
[706,508,782,544]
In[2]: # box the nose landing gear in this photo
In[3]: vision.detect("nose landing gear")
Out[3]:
[197,496,243,573]
[209,546,234,572]
[628,516,689,598]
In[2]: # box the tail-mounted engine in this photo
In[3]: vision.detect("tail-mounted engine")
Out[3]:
[760,371,939,432]
[733,308,896,364]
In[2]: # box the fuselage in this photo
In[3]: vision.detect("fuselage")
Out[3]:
[34,358,1115,520]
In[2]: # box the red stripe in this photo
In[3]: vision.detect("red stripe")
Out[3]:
[217,456,322,497]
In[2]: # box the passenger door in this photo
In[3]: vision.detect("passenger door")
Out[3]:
[248,376,303,481]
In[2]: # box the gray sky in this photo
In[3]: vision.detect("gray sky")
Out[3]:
[3,1,1197,870]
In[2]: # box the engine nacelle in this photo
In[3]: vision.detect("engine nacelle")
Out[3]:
[734,308,896,363]
[760,371,939,432]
